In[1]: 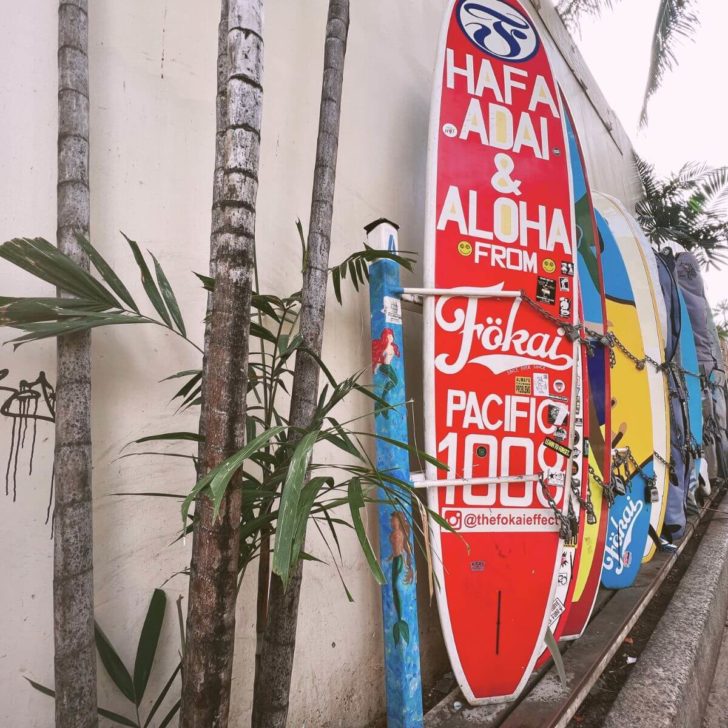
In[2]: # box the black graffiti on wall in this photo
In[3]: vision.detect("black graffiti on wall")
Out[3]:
[0,369,55,502]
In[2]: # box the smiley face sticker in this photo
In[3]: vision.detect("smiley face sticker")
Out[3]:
[542,258,556,273]
[457,240,473,257]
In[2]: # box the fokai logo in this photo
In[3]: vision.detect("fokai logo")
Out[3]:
[603,497,644,576]
[434,295,573,375]
[457,0,539,63]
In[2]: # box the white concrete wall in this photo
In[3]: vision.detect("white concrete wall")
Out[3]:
[0,2,638,726]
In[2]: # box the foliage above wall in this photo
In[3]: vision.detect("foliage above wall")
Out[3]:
[635,156,728,268]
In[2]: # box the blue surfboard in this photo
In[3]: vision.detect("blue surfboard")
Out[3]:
[678,289,703,476]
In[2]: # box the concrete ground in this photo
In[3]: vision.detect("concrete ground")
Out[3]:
[602,494,728,728]
[704,616,728,727]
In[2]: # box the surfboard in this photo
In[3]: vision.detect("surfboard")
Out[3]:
[594,193,670,563]
[678,288,703,479]
[535,336,588,669]
[594,202,654,589]
[559,102,612,640]
[424,0,579,703]
[654,252,691,541]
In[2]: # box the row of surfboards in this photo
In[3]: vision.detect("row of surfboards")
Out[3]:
[421,0,716,706]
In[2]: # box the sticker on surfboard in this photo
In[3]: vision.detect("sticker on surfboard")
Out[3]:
[423,0,579,703]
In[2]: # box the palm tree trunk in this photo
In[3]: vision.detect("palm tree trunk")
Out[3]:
[54,2,98,726]
[179,1,263,726]
[251,3,349,726]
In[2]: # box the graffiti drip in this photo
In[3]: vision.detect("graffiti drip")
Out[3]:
[0,369,55,504]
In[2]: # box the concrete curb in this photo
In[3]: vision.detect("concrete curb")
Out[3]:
[603,496,728,728]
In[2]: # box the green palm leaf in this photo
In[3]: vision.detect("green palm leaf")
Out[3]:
[121,233,173,327]
[0,237,119,306]
[641,0,699,126]
[75,234,139,312]
[150,253,186,336]
[133,589,167,704]
[557,0,623,28]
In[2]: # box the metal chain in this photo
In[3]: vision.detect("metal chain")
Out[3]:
[520,291,583,342]
[570,475,597,524]
[518,291,702,381]
[540,475,573,541]
[620,448,663,504]
[588,462,615,506]
[653,449,674,474]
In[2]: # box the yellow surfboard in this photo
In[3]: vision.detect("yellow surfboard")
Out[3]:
[594,193,670,563]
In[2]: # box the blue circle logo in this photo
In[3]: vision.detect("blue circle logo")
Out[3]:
[457,0,539,62]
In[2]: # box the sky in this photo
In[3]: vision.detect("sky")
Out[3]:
[568,0,727,308]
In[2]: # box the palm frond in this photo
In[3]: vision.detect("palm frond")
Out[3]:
[636,158,728,268]
[557,0,622,29]
[640,0,699,126]
[635,154,660,200]
[696,167,728,215]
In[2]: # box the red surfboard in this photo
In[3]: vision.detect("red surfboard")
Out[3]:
[423,0,580,703]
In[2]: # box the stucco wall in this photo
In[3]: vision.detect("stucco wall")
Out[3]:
[0,2,639,726]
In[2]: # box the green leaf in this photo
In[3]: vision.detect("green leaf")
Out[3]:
[332,267,342,304]
[312,518,354,602]
[170,372,202,402]
[320,430,364,461]
[348,478,386,585]
[24,679,140,728]
[97,707,140,727]
[298,550,326,564]
[94,622,136,703]
[208,426,287,519]
[76,234,139,312]
[132,431,203,445]
[120,233,173,327]
[250,320,277,344]
[150,253,186,336]
[279,333,303,358]
[290,476,333,566]
[181,426,286,525]
[252,293,280,320]
[359,431,448,471]
[639,0,699,126]
[194,272,215,292]
[0,297,110,325]
[328,245,416,304]
[429,509,457,534]
[158,699,182,728]
[348,259,359,292]
[324,417,364,460]
[296,218,307,271]
[133,589,167,704]
[25,677,56,699]
[161,369,201,381]
[7,313,147,347]
[271,430,320,588]
[0,237,119,307]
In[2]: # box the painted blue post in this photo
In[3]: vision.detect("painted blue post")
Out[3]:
[366,218,424,728]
